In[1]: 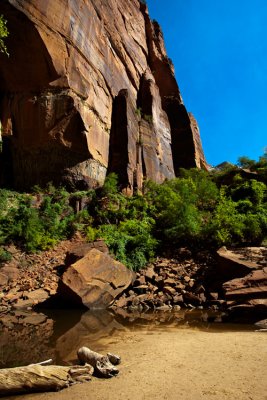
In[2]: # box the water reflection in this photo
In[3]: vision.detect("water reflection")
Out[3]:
[0,308,255,368]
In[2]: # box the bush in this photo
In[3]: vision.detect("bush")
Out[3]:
[0,187,75,252]
[210,191,245,246]
[97,218,157,271]
[0,162,266,267]
[0,247,12,263]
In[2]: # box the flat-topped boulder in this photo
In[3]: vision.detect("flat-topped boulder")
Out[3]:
[223,268,267,299]
[216,247,263,280]
[223,266,267,321]
[64,240,109,267]
[60,248,135,309]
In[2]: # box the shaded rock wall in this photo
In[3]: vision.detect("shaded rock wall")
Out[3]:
[0,0,207,192]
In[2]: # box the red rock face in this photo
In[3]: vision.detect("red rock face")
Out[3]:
[0,0,207,191]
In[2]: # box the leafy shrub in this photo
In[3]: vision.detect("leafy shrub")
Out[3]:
[100,172,119,197]
[0,247,12,263]
[210,191,245,246]
[231,180,266,204]
[0,160,266,267]
[96,218,157,271]
[0,187,75,252]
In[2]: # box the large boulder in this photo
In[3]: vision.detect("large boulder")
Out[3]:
[60,249,135,309]
[223,267,267,321]
[64,240,109,267]
[216,247,261,281]
[223,268,267,301]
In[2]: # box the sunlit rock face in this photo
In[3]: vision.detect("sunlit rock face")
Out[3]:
[0,0,207,192]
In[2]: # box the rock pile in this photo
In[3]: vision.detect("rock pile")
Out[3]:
[0,239,80,313]
[1,238,266,323]
[112,249,222,312]
[112,247,267,323]
[219,247,267,321]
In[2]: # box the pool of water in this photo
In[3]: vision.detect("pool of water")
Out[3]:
[0,308,256,369]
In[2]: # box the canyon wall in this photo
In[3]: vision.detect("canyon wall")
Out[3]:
[0,0,207,192]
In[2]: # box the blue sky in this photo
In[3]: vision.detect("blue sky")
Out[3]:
[146,0,267,166]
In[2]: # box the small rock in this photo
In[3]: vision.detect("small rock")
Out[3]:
[156,305,171,311]
[173,294,184,304]
[163,286,177,296]
[209,292,219,300]
[255,319,267,329]
[134,275,146,286]
[188,279,195,288]
[175,282,186,291]
[164,278,176,287]
[115,296,129,308]
[154,276,164,286]
[183,276,191,283]
[195,285,205,294]
[144,267,155,280]
[13,299,34,310]
[183,292,201,305]
[134,285,149,293]
[23,314,47,325]
[199,293,206,303]
[25,289,49,302]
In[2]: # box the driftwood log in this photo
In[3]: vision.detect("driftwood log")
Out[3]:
[0,347,120,396]
[0,364,94,396]
[77,346,120,378]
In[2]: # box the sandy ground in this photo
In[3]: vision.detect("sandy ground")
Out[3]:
[3,325,267,400]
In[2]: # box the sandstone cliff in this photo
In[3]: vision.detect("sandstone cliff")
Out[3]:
[0,0,207,192]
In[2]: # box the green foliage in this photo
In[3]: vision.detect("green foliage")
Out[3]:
[144,170,219,247]
[0,187,75,252]
[0,247,12,263]
[0,15,9,55]
[100,172,119,197]
[210,191,245,245]
[0,158,266,269]
[143,168,267,248]
[231,180,266,204]
[237,156,256,169]
[96,218,157,271]
[86,226,97,242]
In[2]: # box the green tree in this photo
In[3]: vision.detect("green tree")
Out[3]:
[0,15,9,55]
[237,156,256,169]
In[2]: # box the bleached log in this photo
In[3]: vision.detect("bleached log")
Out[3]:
[0,364,94,396]
[77,347,120,378]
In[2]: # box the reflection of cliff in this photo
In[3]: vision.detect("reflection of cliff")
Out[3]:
[0,309,231,368]
[0,0,207,192]
[55,311,126,364]
[0,310,126,367]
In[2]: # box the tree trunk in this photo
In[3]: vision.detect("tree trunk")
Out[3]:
[0,364,94,396]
